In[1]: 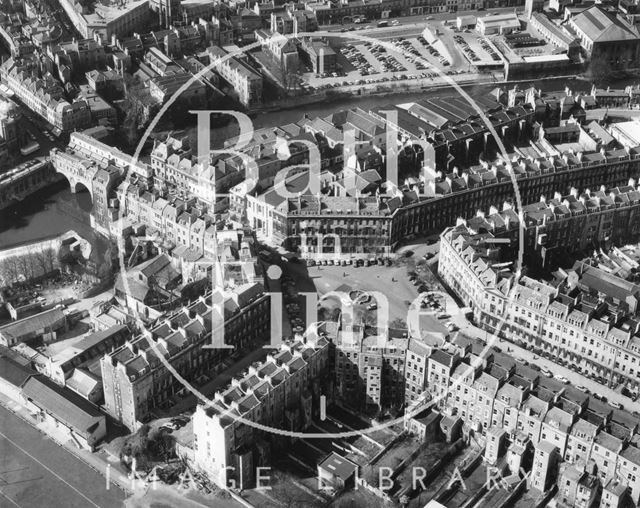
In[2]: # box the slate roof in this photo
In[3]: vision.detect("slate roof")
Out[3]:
[0,355,37,387]
[0,308,66,342]
[22,377,104,437]
[573,6,639,42]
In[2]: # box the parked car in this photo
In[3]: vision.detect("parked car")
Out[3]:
[554,374,570,384]
[576,385,589,393]
[610,401,624,410]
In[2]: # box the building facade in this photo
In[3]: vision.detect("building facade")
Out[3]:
[101,288,270,430]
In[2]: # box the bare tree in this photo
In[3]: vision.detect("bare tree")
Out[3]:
[16,253,32,282]
[2,257,20,284]
[279,59,303,94]
[44,247,57,272]
[0,259,11,286]
[33,246,52,277]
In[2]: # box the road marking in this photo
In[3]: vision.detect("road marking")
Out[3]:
[0,489,22,508]
[0,429,102,508]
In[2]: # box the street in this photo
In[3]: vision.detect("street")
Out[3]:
[320,7,523,36]
[449,311,640,414]
[360,234,640,414]
[153,345,270,417]
[0,404,126,508]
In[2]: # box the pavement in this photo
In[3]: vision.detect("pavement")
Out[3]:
[449,311,640,414]
[153,344,270,418]
[320,8,523,37]
[124,483,244,508]
[300,12,518,91]
[417,262,640,415]
[0,401,126,508]
[279,236,442,330]
[0,390,248,508]
[322,232,640,414]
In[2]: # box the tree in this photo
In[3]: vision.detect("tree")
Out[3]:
[120,424,152,470]
[16,252,34,282]
[4,257,20,284]
[586,54,613,87]
[389,318,408,330]
[33,246,52,276]
[278,59,303,95]
[149,431,176,463]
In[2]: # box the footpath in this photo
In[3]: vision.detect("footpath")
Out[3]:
[0,390,132,494]
[0,390,251,508]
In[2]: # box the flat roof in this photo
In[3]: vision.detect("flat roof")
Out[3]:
[318,452,358,481]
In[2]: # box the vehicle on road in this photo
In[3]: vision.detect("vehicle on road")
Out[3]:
[541,368,553,378]
[377,20,389,27]
[554,374,570,384]
[576,385,589,393]
[20,141,40,156]
[610,401,624,410]
[445,321,458,331]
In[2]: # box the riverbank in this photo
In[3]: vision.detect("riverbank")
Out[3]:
[0,180,94,249]
[0,229,92,287]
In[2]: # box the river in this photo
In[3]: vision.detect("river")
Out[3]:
[0,76,632,251]
[0,179,96,249]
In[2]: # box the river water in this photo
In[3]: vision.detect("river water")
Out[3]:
[0,179,95,249]
[0,76,626,252]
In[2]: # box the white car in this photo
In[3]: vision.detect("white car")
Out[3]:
[554,374,569,384]
[610,401,624,410]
